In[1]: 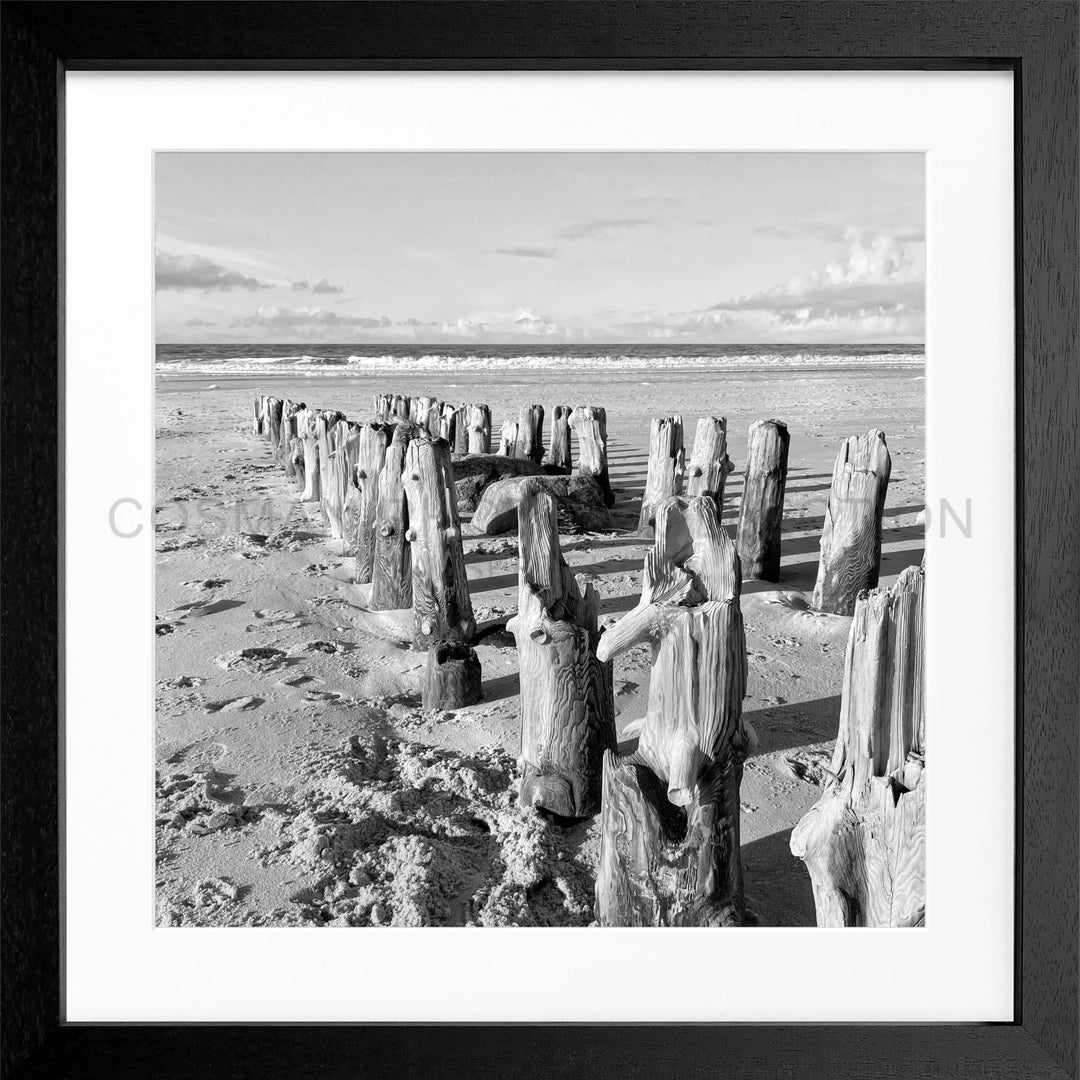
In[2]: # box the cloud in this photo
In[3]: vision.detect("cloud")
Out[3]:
[183,318,218,327]
[756,221,925,244]
[557,218,652,241]
[229,305,390,333]
[291,277,346,294]
[495,247,557,259]
[618,228,924,342]
[155,250,272,292]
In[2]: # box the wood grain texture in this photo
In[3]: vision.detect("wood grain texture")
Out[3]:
[402,434,476,648]
[352,422,391,583]
[736,418,790,581]
[549,404,572,470]
[370,420,420,610]
[507,482,615,818]
[791,565,925,927]
[513,403,545,463]
[684,415,733,509]
[422,640,482,709]
[596,496,753,925]
[296,408,321,503]
[812,429,891,615]
[497,417,518,456]
[568,404,613,506]
[637,415,684,534]
[469,474,611,535]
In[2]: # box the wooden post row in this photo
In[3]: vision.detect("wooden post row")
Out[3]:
[506,481,616,819]
[594,496,754,926]
[790,564,925,927]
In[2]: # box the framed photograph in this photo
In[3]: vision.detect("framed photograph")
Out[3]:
[2,3,1076,1078]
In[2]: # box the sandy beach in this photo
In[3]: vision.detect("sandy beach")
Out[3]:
[155,365,925,928]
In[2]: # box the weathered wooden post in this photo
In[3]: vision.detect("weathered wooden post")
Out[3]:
[253,396,264,435]
[370,422,421,610]
[315,410,347,522]
[402,433,477,651]
[421,640,483,710]
[298,409,321,503]
[497,419,518,457]
[373,393,393,422]
[685,416,733,509]
[594,496,753,926]
[390,394,411,421]
[324,422,361,544]
[272,398,293,468]
[280,401,306,479]
[506,481,615,818]
[410,396,442,438]
[568,405,613,507]
[438,403,463,453]
[266,397,283,447]
[812,430,892,615]
[513,404,545,464]
[736,419,789,582]
[791,565,925,927]
[353,422,391,583]
[637,416,684,535]
[548,405,572,471]
[465,404,492,454]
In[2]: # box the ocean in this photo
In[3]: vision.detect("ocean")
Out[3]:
[156,342,924,378]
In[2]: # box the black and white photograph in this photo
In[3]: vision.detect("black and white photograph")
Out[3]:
[154,150,927,929]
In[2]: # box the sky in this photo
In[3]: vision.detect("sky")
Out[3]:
[155,152,925,345]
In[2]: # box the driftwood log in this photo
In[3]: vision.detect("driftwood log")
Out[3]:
[465,404,491,454]
[402,434,476,649]
[352,422,391,583]
[506,481,615,818]
[469,474,612,535]
[422,640,483,710]
[513,404,545,464]
[638,416,684,534]
[452,453,544,512]
[812,430,892,615]
[685,416,733,509]
[370,421,421,610]
[594,496,753,926]
[736,419,789,581]
[790,565,925,927]
[568,406,613,506]
[548,405,572,471]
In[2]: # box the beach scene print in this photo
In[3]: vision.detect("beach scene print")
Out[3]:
[155,152,926,928]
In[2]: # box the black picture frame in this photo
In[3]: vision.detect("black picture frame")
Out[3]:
[2,3,1076,1077]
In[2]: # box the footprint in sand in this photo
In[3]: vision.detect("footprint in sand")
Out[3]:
[204,696,264,714]
[277,674,316,688]
[182,578,229,590]
[164,739,227,767]
[246,609,305,631]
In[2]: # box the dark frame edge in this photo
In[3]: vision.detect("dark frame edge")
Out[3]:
[0,3,1076,1079]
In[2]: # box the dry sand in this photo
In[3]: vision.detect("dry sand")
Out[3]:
[155,367,925,927]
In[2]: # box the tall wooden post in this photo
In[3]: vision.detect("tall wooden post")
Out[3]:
[465,404,492,454]
[315,410,346,522]
[266,397,283,447]
[736,419,789,582]
[548,405,572,470]
[410,396,442,438]
[513,404,545,464]
[685,416,733,509]
[791,565,925,927]
[637,416,684,534]
[506,481,615,819]
[298,409,321,503]
[373,393,392,422]
[568,405,613,506]
[252,396,263,435]
[281,401,306,479]
[497,419,518,457]
[324,422,361,544]
[370,422,421,610]
[391,394,411,421]
[812,430,892,615]
[402,434,476,650]
[353,423,391,584]
[595,496,752,926]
